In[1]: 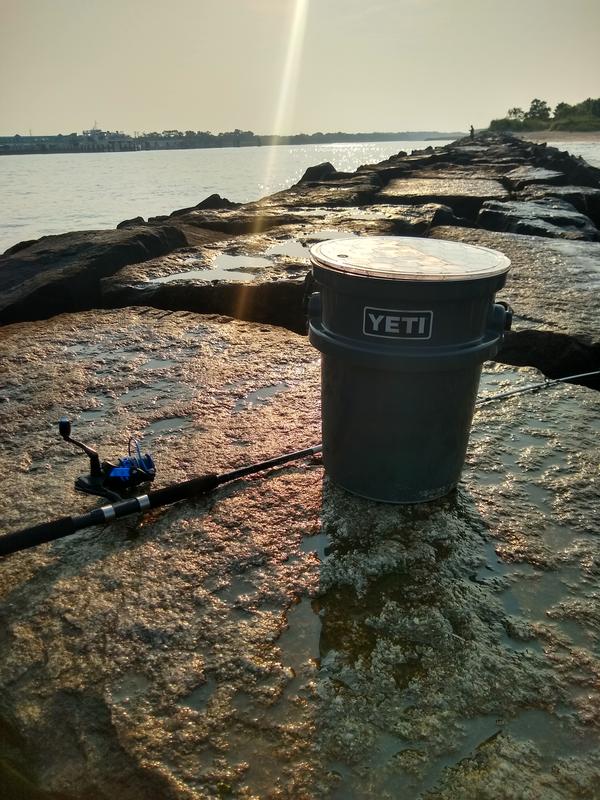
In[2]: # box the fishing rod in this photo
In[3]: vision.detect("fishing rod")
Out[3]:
[0,368,598,558]
[0,444,323,558]
[475,369,600,406]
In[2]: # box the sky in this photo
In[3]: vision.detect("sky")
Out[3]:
[1,0,599,136]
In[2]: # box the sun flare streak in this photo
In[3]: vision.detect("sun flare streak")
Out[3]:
[243,0,309,320]
[260,0,310,200]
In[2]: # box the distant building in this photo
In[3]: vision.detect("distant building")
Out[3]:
[0,130,135,155]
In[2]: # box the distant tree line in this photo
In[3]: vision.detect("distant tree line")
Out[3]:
[489,97,600,132]
[133,129,456,147]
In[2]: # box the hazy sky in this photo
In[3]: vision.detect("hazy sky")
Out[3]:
[1,0,599,136]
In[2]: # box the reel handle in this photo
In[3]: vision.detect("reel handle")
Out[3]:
[59,417,102,477]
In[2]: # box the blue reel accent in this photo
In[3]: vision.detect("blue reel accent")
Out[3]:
[108,450,156,486]
[109,465,132,480]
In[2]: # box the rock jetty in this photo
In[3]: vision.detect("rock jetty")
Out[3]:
[1,132,599,386]
[0,134,599,799]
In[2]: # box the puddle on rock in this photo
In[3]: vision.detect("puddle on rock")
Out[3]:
[542,522,578,551]
[212,253,271,273]
[417,715,502,796]
[265,239,310,259]
[499,629,544,654]
[118,380,189,407]
[300,532,331,560]
[504,707,598,759]
[112,672,151,703]
[65,344,140,362]
[79,409,104,421]
[330,715,501,800]
[152,254,271,284]
[152,269,219,284]
[144,416,193,436]
[387,709,600,800]
[278,597,321,676]
[140,358,178,370]
[215,576,256,607]
[234,382,289,412]
[268,597,321,725]
[371,731,409,768]
[224,728,282,797]
[177,678,216,712]
[501,570,561,618]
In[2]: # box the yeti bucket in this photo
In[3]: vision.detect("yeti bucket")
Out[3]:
[308,236,511,503]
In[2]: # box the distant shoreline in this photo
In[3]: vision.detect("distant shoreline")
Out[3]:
[0,132,463,157]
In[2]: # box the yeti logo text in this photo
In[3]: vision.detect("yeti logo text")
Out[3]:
[363,307,433,339]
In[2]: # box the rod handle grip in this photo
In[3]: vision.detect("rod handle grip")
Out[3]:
[0,516,77,557]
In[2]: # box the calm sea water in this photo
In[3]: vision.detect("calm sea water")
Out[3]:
[1,139,599,254]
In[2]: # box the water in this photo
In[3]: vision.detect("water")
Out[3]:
[558,141,600,169]
[151,254,272,284]
[0,140,449,252]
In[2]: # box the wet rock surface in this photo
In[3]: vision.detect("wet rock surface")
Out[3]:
[378,177,509,220]
[503,166,566,191]
[256,172,382,210]
[477,198,600,241]
[0,309,599,799]
[517,184,600,226]
[431,226,600,383]
[430,225,600,337]
[0,309,322,799]
[0,226,189,325]
[101,237,310,334]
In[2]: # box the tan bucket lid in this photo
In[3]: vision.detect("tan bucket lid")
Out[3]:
[309,236,510,281]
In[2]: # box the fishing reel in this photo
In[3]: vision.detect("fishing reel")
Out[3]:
[59,417,156,502]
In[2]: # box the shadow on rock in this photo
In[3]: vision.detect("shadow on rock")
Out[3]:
[311,479,564,798]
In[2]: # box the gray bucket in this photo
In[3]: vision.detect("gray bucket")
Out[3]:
[308,236,511,503]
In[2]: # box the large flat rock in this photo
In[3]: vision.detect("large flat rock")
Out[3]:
[518,184,600,226]
[256,173,382,209]
[1,308,600,798]
[477,198,599,241]
[432,226,600,339]
[503,166,566,190]
[0,226,189,326]
[408,163,522,180]
[357,149,446,182]
[378,178,508,219]
[0,308,320,798]
[101,234,311,333]
[155,205,310,235]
